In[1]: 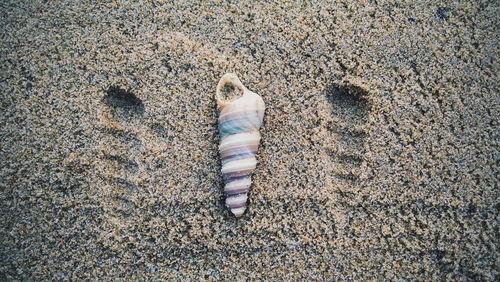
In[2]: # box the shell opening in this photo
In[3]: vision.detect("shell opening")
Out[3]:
[215,73,247,107]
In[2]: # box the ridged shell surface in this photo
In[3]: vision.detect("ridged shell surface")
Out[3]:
[215,73,265,217]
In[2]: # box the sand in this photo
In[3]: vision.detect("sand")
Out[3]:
[0,0,498,280]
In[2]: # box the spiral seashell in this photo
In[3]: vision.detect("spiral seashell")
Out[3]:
[215,73,265,217]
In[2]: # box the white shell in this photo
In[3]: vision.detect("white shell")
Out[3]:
[215,73,265,217]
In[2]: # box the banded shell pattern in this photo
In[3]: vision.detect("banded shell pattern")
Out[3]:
[215,73,265,217]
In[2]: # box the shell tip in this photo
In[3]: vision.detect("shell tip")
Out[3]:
[231,207,246,218]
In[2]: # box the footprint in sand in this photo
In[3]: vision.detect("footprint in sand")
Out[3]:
[97,86,145,218]
[320,83,371,197]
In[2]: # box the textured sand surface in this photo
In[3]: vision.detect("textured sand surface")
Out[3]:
[1,0,498,280]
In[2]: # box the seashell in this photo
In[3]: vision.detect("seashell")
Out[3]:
[215,73,265,217]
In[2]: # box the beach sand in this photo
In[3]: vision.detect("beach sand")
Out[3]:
[0,0,497,280]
